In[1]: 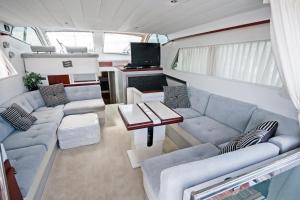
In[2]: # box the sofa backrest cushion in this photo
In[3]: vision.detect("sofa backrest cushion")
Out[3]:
[245,109,300,137]
[65,85,101,101]
[2,95,34,114]
[188,87,211,115]
[23,90,45,110]
[205,95,257,132]
[0,108,15,142]
[159,143,279,200]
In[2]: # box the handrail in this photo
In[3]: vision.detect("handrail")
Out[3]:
[190,148,300,200]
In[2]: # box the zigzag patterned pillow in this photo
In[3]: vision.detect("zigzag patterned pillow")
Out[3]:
[219,121,278,154]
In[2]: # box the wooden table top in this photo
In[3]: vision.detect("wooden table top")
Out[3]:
[118,102,183,131]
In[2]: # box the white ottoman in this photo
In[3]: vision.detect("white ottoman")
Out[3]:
[58,113,100,149]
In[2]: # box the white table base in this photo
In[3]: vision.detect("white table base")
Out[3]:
[127,126,166,168]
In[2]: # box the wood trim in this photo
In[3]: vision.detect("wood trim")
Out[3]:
[64,82,100,87]
[120,67,163,72]
[164,20,270,45]
[165,74,187,84]
[47,75,70,85]
[142,90,164,93]
[144,102,183,125]
[118,106,153,130]
[99,61,113,67]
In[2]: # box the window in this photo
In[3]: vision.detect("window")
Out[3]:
[174,46,211,74]
[11,27,42,45]
[46,32,94,53]
[26,28,42,46]
[0,50,17,80]
[172,40,282,87]
[11,27,25,41]
[103,33,143,54]
[214,41,282,87]
[148,34,169,44]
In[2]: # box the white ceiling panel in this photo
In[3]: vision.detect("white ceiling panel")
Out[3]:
[0,0,268,34]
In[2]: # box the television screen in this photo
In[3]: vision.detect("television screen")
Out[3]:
[130,43,160,67]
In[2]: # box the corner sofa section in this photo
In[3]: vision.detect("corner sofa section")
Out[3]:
[0,84,105,200]
[142,87,300,200]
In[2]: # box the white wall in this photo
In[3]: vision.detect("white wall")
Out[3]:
[162,23,298,119]
[0,36,31,104]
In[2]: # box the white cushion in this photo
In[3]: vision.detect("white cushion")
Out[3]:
[63,99,105,115]
[58,113,100,149]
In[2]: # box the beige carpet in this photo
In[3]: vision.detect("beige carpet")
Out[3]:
[42,104,178,200]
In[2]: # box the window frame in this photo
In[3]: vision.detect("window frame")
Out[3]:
[145,33,169,45]
[171,40,282,88]
[0,50,18,81]
[11,27,44,46]
[45,31,95,53]
[103,32,146,55]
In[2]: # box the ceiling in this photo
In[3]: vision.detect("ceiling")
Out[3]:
[0,0,267,34]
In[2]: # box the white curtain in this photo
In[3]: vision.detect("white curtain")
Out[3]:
[176,46,210,74]
[270,0,300,122]
[213,41,282,87]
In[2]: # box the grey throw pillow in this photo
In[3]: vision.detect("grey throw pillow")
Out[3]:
[39,84,69,107]
[163,85,190,108]
[0,103,37,131]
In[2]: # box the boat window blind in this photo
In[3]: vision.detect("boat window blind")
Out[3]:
[172,40,282,87]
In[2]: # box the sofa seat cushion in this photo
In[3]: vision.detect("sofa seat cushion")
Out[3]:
[174,108,202,119]
[3,122,57,151]
[7,145,46,197]
[63,99,105,115]
[23,90,45,110]
[205,95,256,132]
[141,143,220,198]
[179,116,241,145]
[32,109,64,126]
[35,105,64,112]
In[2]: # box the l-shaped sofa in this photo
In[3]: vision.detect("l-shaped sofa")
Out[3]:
[142,87,300,200]
[0,84,105,200]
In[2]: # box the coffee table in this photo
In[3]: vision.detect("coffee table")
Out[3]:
[118,101,183,168]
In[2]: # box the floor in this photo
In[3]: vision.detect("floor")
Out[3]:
[42,104,178,200]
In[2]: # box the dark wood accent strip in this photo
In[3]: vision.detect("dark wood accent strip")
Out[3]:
[118,106,153,131]
[48,75,70,85]
[120,67,163,72]
[99,61,113,67]
[144,102,183,125]
[165,74,187,84]
[64,82,100,87]
[164,20,270,45]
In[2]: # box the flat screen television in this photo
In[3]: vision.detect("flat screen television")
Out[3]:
[130,43,160,67]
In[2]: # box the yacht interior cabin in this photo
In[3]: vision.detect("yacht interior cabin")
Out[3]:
[1,0,300,200]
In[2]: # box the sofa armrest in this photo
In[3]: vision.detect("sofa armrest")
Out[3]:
[158,143,280,200]
[65,85,102,101]
[269,135,300,153]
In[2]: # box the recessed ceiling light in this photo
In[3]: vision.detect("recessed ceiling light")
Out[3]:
[170,0,178,3]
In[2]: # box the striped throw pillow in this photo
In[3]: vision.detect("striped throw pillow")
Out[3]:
[219,135,243,154]
[220,121,278,154]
